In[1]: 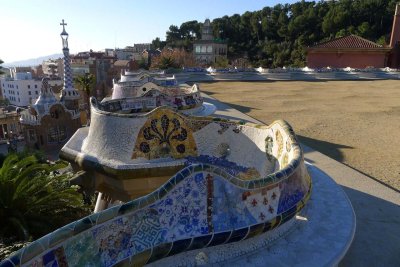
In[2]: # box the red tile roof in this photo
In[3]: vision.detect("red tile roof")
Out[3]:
[310,35,383,49]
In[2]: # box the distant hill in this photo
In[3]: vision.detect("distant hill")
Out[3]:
[3,53,63,67]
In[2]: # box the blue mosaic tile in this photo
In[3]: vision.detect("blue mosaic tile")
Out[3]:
[147,243,172,263]
[189,234,213,250]
[277,172,308,214]
[212,176,257,232]
[207,231,231,247]
[168,238,192,256]
[73,217,94,234]
[226,227,249,243]
[42,250,57,266]
[247,223,265,239]
[150,172,208,242]
[0,260,14,267]
[63,229,101,267]
[180,167,191,178]
[185,155,249,176]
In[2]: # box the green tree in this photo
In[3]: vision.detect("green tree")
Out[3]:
[0,154,89,241]
[152,0,397,67]
[0,59,4,75]
[74,73,95,120]
[151,37,166,50]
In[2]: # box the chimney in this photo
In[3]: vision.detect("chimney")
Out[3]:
[390,3,400,47]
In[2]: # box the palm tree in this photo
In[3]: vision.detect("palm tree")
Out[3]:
[0,154,90,241]
[74,73,95,121]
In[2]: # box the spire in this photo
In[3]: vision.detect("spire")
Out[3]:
[59,19,80,102]
[201,19,213,41]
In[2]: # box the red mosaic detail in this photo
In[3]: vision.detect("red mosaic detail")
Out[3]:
[242,191,251,201]
[269,206,274,214]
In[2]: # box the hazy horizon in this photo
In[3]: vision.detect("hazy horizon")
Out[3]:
[0,0,298,63]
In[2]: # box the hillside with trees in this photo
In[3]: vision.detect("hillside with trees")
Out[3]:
[151,0,398,67]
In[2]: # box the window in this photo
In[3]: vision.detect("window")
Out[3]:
[47,126,67,143]
[34,85,38,88]
[195,45,201,53]
[28,85,30,89]
[207,46,212,53]
[28,91,31,95]
[16,85,18,89]
[18,98,20,102]
[35,91,38,95]
[201,46,206,53]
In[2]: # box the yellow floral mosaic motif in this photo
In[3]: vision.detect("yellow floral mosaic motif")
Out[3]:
[281,153,289,168]
[132,109,197,160]
[237,167,261,180]
[275,130,283,159]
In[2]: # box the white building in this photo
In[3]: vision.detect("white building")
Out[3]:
[42,58,64,79]
[0,73,62,107]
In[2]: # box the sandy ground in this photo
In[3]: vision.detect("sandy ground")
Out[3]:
[200,80,400,191]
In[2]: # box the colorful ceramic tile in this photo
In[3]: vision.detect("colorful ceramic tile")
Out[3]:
[185,155,250,177]
[150,172,208,242]
[212,176,257,232]
[63,229,101,267]
[277,168,309,214]
[132,109,197,160]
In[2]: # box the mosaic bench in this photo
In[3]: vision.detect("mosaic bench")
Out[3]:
[0,103,311,267]
[111,71,203,112]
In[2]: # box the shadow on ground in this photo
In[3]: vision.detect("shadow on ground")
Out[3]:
[298,135,353,163]
[202,93,258,114]
[339,186,400,267]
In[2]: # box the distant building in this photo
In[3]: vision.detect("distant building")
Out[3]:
[42,58,63,79]
[112,59,138,74]
[0,106,22,143]
[105,45,149,62]
[193,19,227,65]
[133,43,151,53]
[10,67,32,78]
[142,49,161,66]
[20,20,81,153]
[71,50,115,99]
[306,35,391,68]
[0,73,62,107]
[307,4,400,69]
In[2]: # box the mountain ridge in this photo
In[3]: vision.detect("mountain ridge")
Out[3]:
[3,53,63,67]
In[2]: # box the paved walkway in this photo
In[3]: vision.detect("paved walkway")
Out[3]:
[203,94,400,266]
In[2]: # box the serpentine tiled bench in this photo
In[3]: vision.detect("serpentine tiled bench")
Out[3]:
[0,103,311,267]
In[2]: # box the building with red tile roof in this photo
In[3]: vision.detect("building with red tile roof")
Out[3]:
[307,4,400,69]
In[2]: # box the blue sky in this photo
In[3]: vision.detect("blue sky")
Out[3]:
[0,0,298,63]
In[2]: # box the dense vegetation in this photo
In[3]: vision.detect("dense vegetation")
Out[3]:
[0,154,90,244]
[151,0,398,67]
